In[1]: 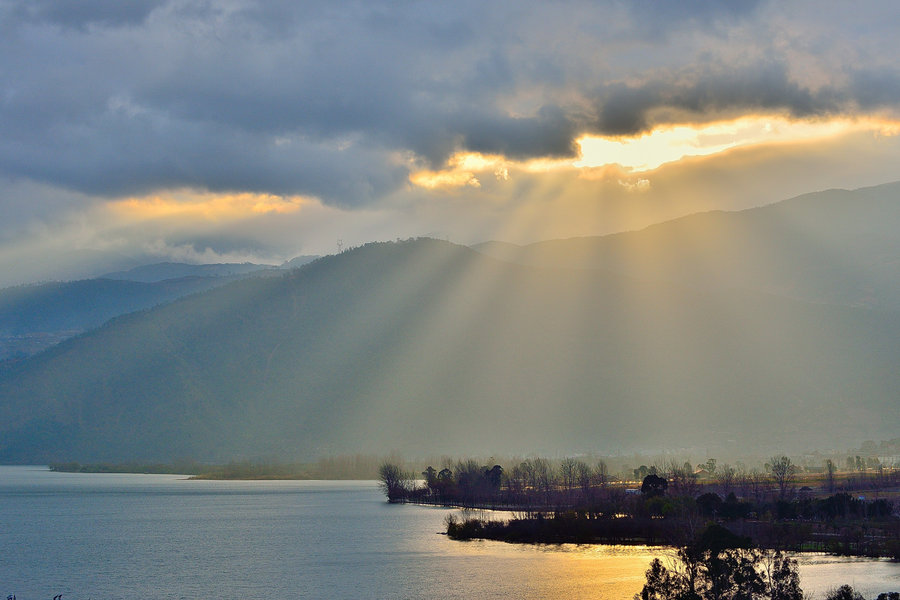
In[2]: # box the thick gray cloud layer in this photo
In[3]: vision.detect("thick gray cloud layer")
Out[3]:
[1,0,899,208]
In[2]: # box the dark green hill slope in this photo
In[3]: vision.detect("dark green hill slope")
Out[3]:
[0,239,897,463]
[0,277,240,336]
[0,276,259,361]
[476,181,900,309]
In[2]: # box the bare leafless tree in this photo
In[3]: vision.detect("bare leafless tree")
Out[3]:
[594,460,609,488]
[574,459,592,499]
[768,455,797,500]
[718,463,736,496]
[559,457,578,495]
[825,459,836,493]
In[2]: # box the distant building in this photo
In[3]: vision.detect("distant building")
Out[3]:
[694,467,713,481]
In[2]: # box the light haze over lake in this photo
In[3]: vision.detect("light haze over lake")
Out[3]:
[1,466,897,599]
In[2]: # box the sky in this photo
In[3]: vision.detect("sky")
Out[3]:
[2,0,900,285]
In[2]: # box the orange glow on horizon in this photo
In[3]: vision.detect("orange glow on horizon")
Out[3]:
[109,190,310,221]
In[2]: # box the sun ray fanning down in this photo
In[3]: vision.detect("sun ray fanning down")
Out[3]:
[408,117,900,196]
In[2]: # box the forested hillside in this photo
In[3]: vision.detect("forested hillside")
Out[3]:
[1,235,898,463]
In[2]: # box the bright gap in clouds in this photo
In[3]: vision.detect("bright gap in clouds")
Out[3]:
[408,116,900,191]
[575,116,899,172]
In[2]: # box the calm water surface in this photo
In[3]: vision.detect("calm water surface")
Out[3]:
[1,466,897,599]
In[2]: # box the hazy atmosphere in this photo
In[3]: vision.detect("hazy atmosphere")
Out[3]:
[1,0,900,464]
[4,3,900,599]
[3,0,900,285]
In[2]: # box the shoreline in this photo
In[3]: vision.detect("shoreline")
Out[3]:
[440,512,900,560]
[46,461,376,480]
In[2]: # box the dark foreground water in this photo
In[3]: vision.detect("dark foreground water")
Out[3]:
[1,466,897,599]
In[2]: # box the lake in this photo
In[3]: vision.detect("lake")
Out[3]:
[1,466,897,599]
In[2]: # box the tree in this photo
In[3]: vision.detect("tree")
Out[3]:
[508,463,526,496]
[762,551,803,600]
[768,455,797,500]
[824,585,865,600]
[378,462,411,502]
[669,461,700,497]
[517,460,537,491]
[635,465,654,481]
[718,464,736,496]
[595,460,609,488]
[696,492,723,518]
[422,466,437,489]
[704,548,765,600]
[825,459,836,493]
[484,464,503,491]
[530,457,555,500]
[637,556,680,600]
[559,457,578,495]
[454,459,483,505]
[635,525,804,600]
[575,459,593,496]
[641,474,668,498]
[433,467,454,499]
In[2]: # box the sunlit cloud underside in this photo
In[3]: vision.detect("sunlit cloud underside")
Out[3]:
[109,191,311,221]
[410,116,900,191]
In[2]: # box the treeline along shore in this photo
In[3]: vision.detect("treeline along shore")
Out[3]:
[378,456,900,560]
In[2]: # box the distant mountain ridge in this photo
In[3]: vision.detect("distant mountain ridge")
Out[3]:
[101,262,278,283]
[0,256,320,360]
[0,277,235,361]
[101,256,320,282]
[475,181,900,309]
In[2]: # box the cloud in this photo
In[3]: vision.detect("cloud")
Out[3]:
[619,179,651,193]
[589,61,853,136]
[623,0,765,39]
[3,124,900,287]
[4,0,164,30]
[1,0,900,240]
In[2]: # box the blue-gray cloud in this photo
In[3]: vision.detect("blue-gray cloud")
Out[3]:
[1,0,899,210]
[6,0,164,30]
[591,62,844,135]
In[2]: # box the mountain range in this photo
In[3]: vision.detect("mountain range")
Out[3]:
[1,183,899,463]
[0,257,318,361]
[474,182,900,309]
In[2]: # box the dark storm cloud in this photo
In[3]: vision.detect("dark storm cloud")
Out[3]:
[0,0,898,208]
[0,104,407,205]
[593,62,842,135]
[460,105,579,159]
[848,69,900,110]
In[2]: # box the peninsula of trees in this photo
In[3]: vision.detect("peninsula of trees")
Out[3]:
[379,455,900,560]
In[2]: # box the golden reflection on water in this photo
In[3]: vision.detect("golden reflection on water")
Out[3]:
[398,506,900,599]
[438,536,662,599]
[525,545,660,600]
[437,538,900,599]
